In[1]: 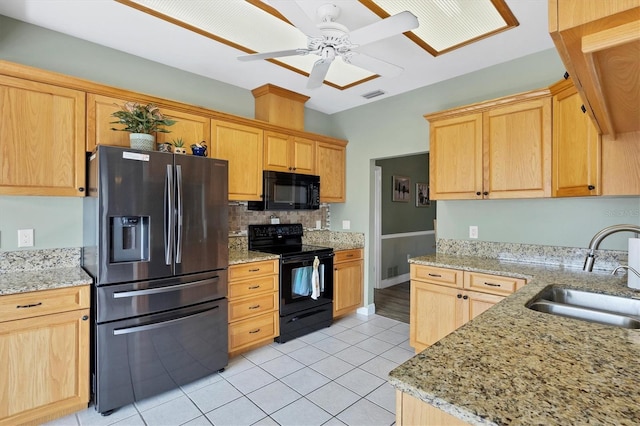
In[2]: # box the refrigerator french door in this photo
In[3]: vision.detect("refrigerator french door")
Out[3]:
[83,146,229,415]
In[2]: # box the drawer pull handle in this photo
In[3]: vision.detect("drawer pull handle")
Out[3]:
[249,328,261,334]
[248,305,261,310]
[16,302,42,309]
[346,254,354,258]
[248,268,260,272]
[484,282,501,287]
[248,285,261,289]
[428,273,442,277]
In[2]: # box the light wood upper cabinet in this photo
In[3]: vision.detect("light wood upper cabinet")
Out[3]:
[210,119,264,201]
[264,131,315,174]
[427,92,552,200]
[0,75,86,197]
[550,78,601,197]
[87,93,211,153]
[429,113,483,200]
[549,0,640,137]
[316,141,346,203]
[0,286,90,425]
[483,98,552,199]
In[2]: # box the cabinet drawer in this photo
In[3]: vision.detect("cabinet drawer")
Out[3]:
[0,286,90,323]
[463,272,526,296]
[335,249,363,263]
[410,265,461,288]
[229,260,279,281]
[229,275,278,299]
[229,311,278,350]
[229,293,278,322]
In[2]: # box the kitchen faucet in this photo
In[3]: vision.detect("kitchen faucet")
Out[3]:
[583,224,640,272]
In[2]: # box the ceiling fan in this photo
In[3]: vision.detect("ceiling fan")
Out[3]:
[238,1,419,89]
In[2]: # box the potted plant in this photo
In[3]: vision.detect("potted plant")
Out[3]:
[110,102,176,151]
[190,141,207,157]
[172,137,187,154]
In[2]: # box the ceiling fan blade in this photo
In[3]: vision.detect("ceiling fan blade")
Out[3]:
[349,11,419,46]
[268,0,323,37]
[345,52,404,78]
[307,58,333,89]
[238,48,309,61]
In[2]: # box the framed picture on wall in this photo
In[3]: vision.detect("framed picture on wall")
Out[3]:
[416,182,430,207]
[392,175,411,202]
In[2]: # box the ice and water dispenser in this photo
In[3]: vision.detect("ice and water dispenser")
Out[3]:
[110,216,150,263]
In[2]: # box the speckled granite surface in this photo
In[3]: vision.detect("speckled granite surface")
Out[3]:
[229,249,279,265]
[0,248,81,272]
[389,254,640,425]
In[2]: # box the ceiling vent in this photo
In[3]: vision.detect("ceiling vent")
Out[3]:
[362,90,386,99]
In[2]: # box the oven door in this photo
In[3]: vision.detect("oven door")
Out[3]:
[280,252,333,316]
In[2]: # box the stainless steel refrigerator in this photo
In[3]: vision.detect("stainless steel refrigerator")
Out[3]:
[82,145,229,415]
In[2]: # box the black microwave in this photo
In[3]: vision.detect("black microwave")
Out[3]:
[248,171,320,211]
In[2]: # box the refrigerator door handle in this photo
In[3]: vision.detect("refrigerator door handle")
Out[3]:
[176,164,183,263]
[112,306,219,335]
[165,164,174,265]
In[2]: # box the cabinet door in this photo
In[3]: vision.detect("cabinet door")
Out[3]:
[333,259,363,318]
[291,136,315,174]
[552,85,601,197]
[316,141,346,202]
[0,309,89,424]
[463,291,504,323]
[484,98,552,198]
[211,120,263,201]
[409,281,463,352]
[263,131,291,172]
[155,108,211,150]
[87,93,133,151]
[429,113,483,200]
[0,75,86,196]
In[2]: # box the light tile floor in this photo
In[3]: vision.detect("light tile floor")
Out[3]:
[46,313,413,426]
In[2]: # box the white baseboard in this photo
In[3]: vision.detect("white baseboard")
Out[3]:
[357,304,375,316]
[378,273,410,289]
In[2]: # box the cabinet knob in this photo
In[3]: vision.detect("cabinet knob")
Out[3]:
[588,185,595,190]
[78,187,85,192]
[463,295,469,300]
[581,105,587,114]
[82,315,89,321]
[483,191,488,196]
[563,71,570,80]
[476,192,481,196]
[457,294,462,299]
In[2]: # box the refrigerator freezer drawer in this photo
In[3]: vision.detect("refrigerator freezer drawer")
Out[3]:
[95,270,227,323]
[94,299,228,414]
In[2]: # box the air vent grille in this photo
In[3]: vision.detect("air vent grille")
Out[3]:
[361,90,386,99]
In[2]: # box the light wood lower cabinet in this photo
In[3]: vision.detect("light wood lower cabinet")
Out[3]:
[0,286,90,425]
[333,249,364,318]
[228,259,279,357]
[396,390,470,426]
[409,265,525,353]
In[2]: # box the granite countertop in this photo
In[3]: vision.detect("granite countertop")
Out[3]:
[0,267,93,296]
[389,253,640,425]
[229,249,280,265]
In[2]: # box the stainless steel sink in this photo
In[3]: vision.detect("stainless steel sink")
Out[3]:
[526,287,640,329]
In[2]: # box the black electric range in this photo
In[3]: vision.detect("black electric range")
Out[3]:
[248,223,334,343]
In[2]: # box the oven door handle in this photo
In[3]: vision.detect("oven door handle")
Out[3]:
[112,306,219,335]
[281,253,334,265]
[112,277,220,298]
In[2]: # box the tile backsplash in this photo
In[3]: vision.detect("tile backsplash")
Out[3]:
[228,202,330,235]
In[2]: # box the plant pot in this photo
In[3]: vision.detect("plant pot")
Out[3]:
[129,133,155,151]
[156,142,172,153]
[174,147,187,154]
[191,146,207,156]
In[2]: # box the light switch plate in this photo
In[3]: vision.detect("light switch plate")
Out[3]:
[469,226,478,239]
[342,220,351,230]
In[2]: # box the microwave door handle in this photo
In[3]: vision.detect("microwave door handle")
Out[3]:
[176,164,183,264]
[164,164,173,265]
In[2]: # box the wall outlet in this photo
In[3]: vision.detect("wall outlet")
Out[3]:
[342,220,351,230]
[315,220,322,229]
[469,225,478,239]
[18,229,34,247]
